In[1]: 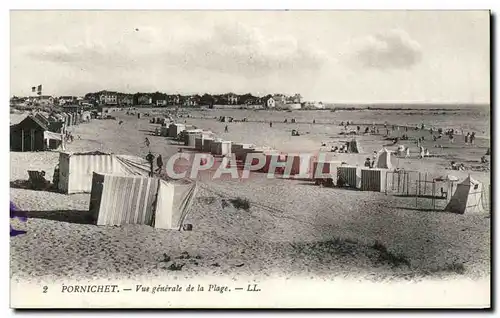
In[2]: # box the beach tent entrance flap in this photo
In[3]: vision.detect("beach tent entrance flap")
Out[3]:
[155,180,198,230]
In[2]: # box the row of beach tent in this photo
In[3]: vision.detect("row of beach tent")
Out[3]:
[161,121,487,215]
[55,151,198,230]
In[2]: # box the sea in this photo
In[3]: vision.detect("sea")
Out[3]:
[195,104,491,139]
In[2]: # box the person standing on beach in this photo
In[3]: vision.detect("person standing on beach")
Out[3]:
[225,125,229,133]
[371,151,378,167]
[419,146,425,159]
[470,132,476,145]
[156,154,164,174]
[465,132,470,144]
[146,151,155,177]
[269,122,273,128]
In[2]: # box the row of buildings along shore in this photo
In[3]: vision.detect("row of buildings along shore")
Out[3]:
[10,91,325,110]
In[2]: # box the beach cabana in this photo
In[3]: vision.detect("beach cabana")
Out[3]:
[374,148,393,169]
[444,176,486,214]
[337,166,361,189]
[10,116,60,152]
[89,173,198,229]
[58,152,150,194]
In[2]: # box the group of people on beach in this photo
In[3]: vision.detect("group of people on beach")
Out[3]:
[144,137,164,177]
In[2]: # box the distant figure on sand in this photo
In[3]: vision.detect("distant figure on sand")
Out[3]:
[146,151,155,177]
[470,132,476,145]
[269,122,273,128]
[419,146,425,159]
[465,133,470,144]
[145,137,150,148]
[313,119,316,124]
[364,158,372,168]
[225,125,228,133]
[156,154,163,174]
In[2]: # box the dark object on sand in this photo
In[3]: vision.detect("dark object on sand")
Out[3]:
[292,129,300,136]
[315,178,334,187]
[229,198,251,211]
[183,224,193,231]
[486,148,490,155]
[167,263,185,271]
[161,253,171,262]
[28,170,51,190]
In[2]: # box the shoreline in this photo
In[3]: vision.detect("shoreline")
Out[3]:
[177,115,491,141]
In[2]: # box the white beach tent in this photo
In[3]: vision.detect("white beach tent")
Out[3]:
[89,172,198,229]
[374,148,393,169]
[58,151,151,194]
[444,176,485,214]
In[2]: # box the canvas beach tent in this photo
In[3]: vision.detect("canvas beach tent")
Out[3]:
[58,151,151,194]
[374,148,393,169]
[444,176,486,214]
[89,173,198,230]
[345,139,362,153]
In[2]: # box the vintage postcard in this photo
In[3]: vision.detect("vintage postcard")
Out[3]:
[9,10,491,308]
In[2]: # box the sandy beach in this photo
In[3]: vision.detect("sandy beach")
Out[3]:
[9,107,491,284]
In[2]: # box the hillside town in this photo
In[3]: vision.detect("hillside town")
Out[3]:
[10,90,325,110]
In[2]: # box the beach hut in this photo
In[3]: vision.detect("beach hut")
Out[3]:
[89,173,198,229]
[361,168,387,192]
[160,126,169,137]
[202,138,215,152]
[168,123,186,138]
[195,137,204,151]
[10,116,58,152]
[337,166,361,189]
[232,143,255,161]
[58,152,150,194]
[284,154,315,178]
[184,129,203,147]
[312,160,342,184]
[210,140,232,156]
[60,113,68,126]
[444,176,485,214]
[259,151,286,174]
[35,113,51,128]
[374,148,393,169]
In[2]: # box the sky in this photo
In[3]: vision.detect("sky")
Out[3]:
[10,10,490,103]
